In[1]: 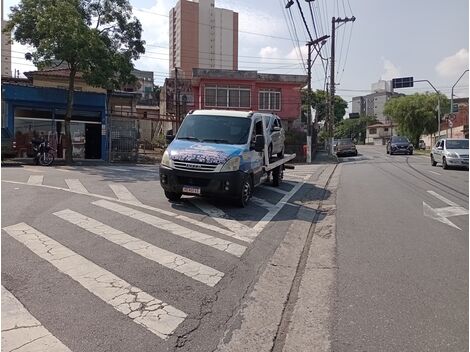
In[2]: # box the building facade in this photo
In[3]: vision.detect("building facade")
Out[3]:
[190,68,307,130]
[1,19,11,78]
[352,80,403,123]
[365,123,398,145]
[169,0,238,78]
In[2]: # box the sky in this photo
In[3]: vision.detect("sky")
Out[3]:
[3,0,469,110]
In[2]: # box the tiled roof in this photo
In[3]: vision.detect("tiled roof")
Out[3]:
[24,68,84,78]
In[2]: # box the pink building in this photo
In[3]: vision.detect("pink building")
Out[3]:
[191,68,307,129]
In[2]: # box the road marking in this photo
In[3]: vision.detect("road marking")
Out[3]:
[253,175,309,234]
[190,199,257,242]
[428,170,441,175]
[258,185,288,195]
[251,197,275,210]
[92,200,246,257]
[3,223,186,340]
[27,175,43,185]
[423,191,468,230]
[2,285,73,352]
[2,180,239,241]
[54,209,224,287]
[109,184,142,204]
[64,179,88,193]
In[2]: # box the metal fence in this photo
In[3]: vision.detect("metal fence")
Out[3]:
[109,117,139,162]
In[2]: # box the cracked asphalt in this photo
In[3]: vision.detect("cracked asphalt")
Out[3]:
[1,163,330,351]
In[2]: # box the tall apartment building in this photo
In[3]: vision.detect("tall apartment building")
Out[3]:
[1,19,12,77]
[352,80,402,123]
[169,0,238,78]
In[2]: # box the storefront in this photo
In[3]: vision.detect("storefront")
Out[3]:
[2,83,107,160]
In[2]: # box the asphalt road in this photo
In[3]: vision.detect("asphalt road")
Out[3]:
[333,145,469,352]
[1,162,331,352]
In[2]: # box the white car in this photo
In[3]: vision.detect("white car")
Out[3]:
[430,138,469,169]
[263,115,285,158]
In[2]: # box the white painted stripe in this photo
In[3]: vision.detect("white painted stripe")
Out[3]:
[2,285,72,352]
[428,170,441,175]
[92,200,246,257]
[27,175,44,185]
[54,209,223,287]
[3,223,186,340]
[253,175,309,234]
[258,184,289,195]
[2,180,240,242]
[109,184,142,204]
[251,197,275,210]
[427,190,460,207]
[190,199,257,242]
[64,179,88,193]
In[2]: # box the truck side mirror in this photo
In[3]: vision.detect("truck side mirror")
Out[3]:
[253,135,265,152]
[272,126,281,132]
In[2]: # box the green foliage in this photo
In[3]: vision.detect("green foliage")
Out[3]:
[384,93,449,146]
[334,115,377,143]
[4,0,145,163]
[301,89,348,125]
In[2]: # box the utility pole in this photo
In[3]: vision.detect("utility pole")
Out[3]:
[174,67,179,131]
[329,16,355,154]
[305,35,329,163]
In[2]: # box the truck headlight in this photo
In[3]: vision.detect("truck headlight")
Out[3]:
[221,157,240,172]
[448,152,459,158]
[161,150,171,167]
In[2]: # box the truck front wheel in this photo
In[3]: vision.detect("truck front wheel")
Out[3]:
[165,190,182,202]
[237,175,252,207]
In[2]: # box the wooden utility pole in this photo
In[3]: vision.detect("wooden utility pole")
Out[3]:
[329,16,355,153]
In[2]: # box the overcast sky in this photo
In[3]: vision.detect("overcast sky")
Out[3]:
[4,0,469,107]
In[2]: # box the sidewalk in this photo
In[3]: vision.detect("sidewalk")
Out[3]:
[216,162,340,352]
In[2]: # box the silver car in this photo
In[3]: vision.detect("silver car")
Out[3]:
[431,138,469,169]
[263,115,285,158]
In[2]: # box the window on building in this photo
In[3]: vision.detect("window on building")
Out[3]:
[384,127,389,132]
[204,85,251,108]
[369,128,377,134]
[259,89,281,111]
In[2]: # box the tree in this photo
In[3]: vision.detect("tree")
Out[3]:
[301,89,348,125]
[334,115,377,143]
[384,93,449,147]
[4,0,145,164]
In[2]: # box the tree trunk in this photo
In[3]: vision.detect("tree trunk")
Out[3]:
[64,66,77,165]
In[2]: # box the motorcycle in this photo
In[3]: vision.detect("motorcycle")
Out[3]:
[32,139,55,166]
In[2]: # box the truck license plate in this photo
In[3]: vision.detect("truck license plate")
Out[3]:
[183,186,201,195]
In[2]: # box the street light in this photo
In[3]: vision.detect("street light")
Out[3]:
[285,0,294,8]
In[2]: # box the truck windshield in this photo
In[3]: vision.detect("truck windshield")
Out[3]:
[176,115,252,145]
[446,139,468,149]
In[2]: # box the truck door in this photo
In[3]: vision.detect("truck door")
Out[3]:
[250,117,264,186]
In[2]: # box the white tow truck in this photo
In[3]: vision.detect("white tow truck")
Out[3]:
[159,110,296,206]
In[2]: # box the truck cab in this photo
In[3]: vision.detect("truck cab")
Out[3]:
[159,110,294,207]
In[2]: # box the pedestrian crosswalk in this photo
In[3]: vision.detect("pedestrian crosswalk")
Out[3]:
[2,166,316,350]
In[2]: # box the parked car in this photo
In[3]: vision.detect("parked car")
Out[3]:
[430,138,469,169]
[419,139,426,150]
[263,114,285,158]
[1,128,16,159]
[387,136,413,155]
[336,138,357,157]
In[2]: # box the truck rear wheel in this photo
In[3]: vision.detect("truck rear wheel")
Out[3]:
[272,166,283,187]
[165,190,182,202]
[237,175,252,207]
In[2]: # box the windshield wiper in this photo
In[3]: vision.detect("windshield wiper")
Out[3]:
[201,139,230,144]
[177,136,200,142]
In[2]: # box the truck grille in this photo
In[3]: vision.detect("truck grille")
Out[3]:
[173,161,218,172]
[177,176,211,187]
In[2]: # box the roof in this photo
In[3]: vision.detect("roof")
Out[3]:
[192,68,307,84]
[190,109,253,118]
[367,123,396,128]
[24,68,84,79]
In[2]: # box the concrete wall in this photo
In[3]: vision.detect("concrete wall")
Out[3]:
[33,77,106,94]
[1,20,11,77]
